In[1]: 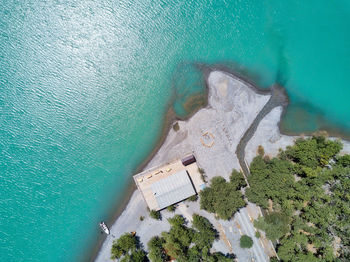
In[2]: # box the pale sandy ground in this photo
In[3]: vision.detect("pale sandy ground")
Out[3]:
[245,106,350,165]
[95,71,350,262]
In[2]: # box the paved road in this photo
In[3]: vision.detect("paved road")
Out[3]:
[236,209,268,262]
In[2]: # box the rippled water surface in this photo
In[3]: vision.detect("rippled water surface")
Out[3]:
[1,0,349,261]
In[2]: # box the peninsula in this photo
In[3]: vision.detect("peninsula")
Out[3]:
[95,70,350,262]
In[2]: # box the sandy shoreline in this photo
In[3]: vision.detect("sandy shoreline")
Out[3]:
[92,68,350,262]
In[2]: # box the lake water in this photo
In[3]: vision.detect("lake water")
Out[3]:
[1,0,349,261]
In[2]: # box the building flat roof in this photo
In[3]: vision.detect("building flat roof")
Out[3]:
[133,159,204,211]
[151,170,196,210]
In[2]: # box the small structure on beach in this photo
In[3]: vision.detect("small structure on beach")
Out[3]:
[133,155,204,211]
[181,154,196,166]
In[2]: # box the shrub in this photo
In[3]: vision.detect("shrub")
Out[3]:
[139,216,145,221]
[173,122,180,132]
[198,168,207,183]
[258,145,265,156]
[187,195,198,202]
[166,205,176,212]
[150,210,162,220]
[240,235,253,248]
[255,231,261,238]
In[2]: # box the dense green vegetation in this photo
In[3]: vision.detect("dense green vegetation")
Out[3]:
[111,214,234,261]
[110,233,147,261]
[240,235,253,248]
[246,135,350,261]
[147,236,169,262]
[254,212,290,241]
[151,214,234,262]
[199,170,246,219]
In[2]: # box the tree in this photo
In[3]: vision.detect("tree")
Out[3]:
[152,214,235,261]
[111,233,139,260]
[246,156,295,210]
[161,215,194,259]
[337,154,350,167]
[285,136,342,168]
[147,236,168,262]
[150,210,162,220]
[192,214,217,248]
[246,137,347,260]
[230,169,247,189]
[200,176,245,220]
[254,212,290,240]
[240,235,253,248]
[120,250,148,262]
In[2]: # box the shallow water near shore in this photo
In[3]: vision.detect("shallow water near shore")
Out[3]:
[1,0,349,261]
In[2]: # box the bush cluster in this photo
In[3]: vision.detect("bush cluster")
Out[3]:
[199,170,246,220]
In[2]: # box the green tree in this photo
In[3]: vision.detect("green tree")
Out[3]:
[192,214,217,248]
[200,176,245,220]
[111,233,138,260]
[245,137,347,260]
[285,136,342,168]
[337,154,350,167]
[230,169,247,189]
[246,156,295,210]
[254,212,290,240]
[120,249,148,262]
[150,214,235,261]
[240,235,253,248]
[161,215,194,259]
[147,236,168,262]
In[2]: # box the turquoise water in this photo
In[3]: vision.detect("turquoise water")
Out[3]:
[1,0,349,261]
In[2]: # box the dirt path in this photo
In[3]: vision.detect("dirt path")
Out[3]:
[236,85,288,175]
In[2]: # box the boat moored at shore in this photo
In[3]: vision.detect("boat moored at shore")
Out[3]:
[99,222,110,235]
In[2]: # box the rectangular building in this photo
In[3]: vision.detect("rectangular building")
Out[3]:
[133,156,204,211]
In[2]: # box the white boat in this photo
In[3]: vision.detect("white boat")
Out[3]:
[99,222,110,235]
